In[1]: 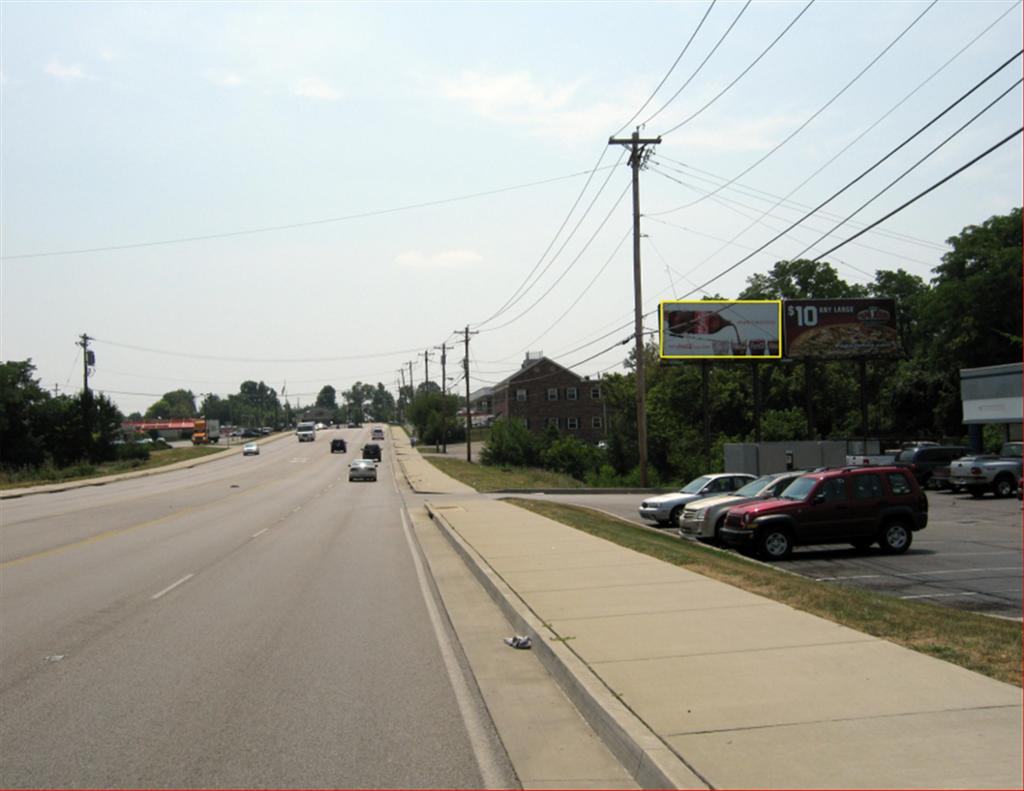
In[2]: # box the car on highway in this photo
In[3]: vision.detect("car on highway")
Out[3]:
[678,470,806,542]
[242,442,259,456]
[362,443,382,462]
[639,473,756,527]
[719,466,928,560]
[330,438,347,453]
[348,459,378,482]
[371,427,385,440]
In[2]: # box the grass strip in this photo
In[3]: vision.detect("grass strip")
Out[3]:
[0,446,227,489]
[424,456,585,492]
[507,497,1022,687]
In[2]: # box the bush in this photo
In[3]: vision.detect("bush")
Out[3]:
[481,419,540,467]
[541,436,604,481]
[116,443,151,462]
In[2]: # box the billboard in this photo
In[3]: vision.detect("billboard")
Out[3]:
[784,298,901,359]
[660,300,782,359]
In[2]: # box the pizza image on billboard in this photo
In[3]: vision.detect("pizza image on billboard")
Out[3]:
[784,299,901,359]
[660,300,782,359]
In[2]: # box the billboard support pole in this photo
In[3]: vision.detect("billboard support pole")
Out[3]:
[753,361,762,444]
[804,361,814,439]
[702,360,710,469]
[859,358,869,446]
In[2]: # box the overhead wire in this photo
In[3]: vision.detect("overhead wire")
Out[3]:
[650,0,940,216]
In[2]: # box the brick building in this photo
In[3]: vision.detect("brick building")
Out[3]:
[491,355,606,443]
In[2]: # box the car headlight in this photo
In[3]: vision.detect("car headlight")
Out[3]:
[693,508,706,519]
[742,512,752,526]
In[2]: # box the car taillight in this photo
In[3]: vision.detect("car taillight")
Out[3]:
[970,466,981,475]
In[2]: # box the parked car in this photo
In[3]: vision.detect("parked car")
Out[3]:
[371,427,385,440]
[362,443,382,462]
[893,444,970,488]
[679,471,807,542]
[348,459,378,482]
[242,442,259,456]
[639,473,757,527]
[949,442,1022,498]
[719,466,928,560]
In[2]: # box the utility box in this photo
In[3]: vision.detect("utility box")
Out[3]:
[724,441,846,475]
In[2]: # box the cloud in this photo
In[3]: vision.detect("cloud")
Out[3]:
[438,69,626,144]
[396,249,484,269]
[207,70,245,88]
[45,60,94,81]
[292,78,342,101]
[98,48,116,62]
[667,113,808,153]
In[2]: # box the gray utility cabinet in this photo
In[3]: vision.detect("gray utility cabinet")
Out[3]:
[725,441,846,476]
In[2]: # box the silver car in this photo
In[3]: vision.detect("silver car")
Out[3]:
[242,442,260,456]
[639,473,756,527]
[348,459,378,482]
[678,471,806,542]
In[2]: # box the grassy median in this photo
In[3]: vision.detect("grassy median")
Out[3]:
[507,498,1021,687]
[0,446,227,488]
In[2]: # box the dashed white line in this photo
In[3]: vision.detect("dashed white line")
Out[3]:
[901,591,982,600]
[252,528,268,538]
[151,574,194,600]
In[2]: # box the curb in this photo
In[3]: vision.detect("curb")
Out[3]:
[425,502,710,791]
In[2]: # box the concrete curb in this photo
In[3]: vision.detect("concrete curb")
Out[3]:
[425,502,710,791]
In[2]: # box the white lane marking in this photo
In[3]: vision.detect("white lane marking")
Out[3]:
[252,528,268,538]
[816,574,882,581]
[151,574,194,600]
[398,508,505,789]
[901,592,982,600]
[817,566,1021,582]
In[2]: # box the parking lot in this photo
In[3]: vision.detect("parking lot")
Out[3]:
[521,488,1022,620]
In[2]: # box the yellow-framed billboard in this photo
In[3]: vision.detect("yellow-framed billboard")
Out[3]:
[660,300,782,360]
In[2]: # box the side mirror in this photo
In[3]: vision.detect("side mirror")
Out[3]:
[813,492,826,505]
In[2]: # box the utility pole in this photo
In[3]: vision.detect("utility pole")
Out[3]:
[78,334,95,454]
[609,129,660,487]
[435,343,449,453]
[419,349,434,390]
[458,326,479,463]
[408,361,415,397]
[398,368,407,424]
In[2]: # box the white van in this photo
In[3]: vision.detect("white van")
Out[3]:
[296,422,316,442]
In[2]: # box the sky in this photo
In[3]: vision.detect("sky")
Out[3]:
[2,0,1021,417]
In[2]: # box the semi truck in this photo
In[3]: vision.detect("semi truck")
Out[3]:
[191,418,221,445]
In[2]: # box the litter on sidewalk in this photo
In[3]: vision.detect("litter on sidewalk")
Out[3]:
[503,635,532,649]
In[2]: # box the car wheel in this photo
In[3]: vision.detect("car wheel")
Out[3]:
[878,520,912,553]
[993,475,1015,498]
[850,538,874,551]
[757,526,793,561]
[713,516,727,544]
[669,506,683,527]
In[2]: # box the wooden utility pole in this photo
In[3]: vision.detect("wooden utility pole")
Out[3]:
[420,349,434,390]
[435,343,449,453]
[458,326,479,463]
[609,130,660,487]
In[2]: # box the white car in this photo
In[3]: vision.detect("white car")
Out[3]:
[638,473,756,527]
[243,442,259,456]
[348,459,378,482]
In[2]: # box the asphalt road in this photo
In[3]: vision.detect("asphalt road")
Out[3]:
[0,429,513,789]
[517,489,1023,620]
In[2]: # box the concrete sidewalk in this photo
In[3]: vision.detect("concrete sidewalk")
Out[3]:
[394,429,1023,789]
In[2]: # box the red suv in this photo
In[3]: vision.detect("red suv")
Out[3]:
[719,466,928,560]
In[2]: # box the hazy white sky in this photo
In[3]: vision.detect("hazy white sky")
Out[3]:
[2,0,1021,415]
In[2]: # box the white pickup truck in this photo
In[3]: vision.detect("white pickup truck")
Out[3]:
[949,442,1022,498]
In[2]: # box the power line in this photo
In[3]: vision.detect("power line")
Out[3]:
[612,0,718,136]
[94,337,424,363]
[658,0,816,136]
[1,166,616,261]
[641,0,752,128]
[650,0,939,218]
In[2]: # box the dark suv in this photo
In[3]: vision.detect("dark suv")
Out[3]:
[720,466,927,560]
[330,438,347,453]
[362,443,382,462]
[893,444,969,487]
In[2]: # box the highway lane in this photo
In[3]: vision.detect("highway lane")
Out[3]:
[0,428,514,788]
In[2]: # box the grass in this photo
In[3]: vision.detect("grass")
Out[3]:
[506,498,1022,687]
[0,446,227,489]
[424,456,585,491]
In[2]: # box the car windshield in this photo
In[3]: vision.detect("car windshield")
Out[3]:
[680,476,712,494]
[778,476,817,500]
[734,476,774,497]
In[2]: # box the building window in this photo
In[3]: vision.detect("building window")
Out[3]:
[547,388,558,401]
[516,388,527,402]
[520,418,529,429]
[592,416,603,429]
[546,417,560,428]
[567,417,579,430]
[590,386,601,399]
[566,387,578,401]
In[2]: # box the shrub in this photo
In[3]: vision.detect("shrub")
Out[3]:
[541,436,603,481]
[481,419,540,467]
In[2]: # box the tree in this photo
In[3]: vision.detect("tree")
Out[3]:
[0,360,50,467]
[144,389,197,419]
[740,259,868,300]
[316,385,338,410]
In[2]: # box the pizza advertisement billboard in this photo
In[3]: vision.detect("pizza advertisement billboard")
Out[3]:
[660,300,782,360]
[784,298,901,359]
